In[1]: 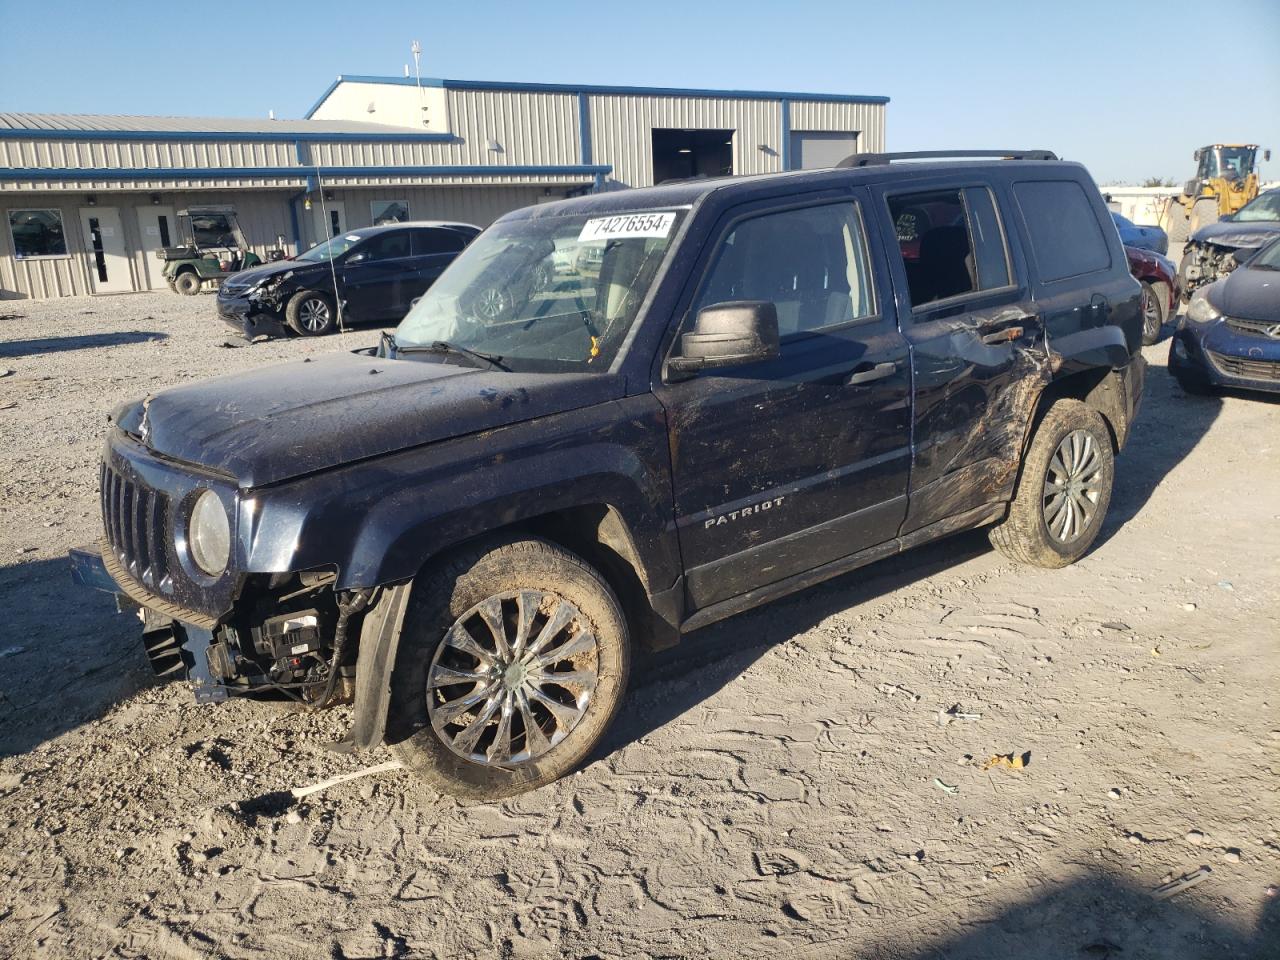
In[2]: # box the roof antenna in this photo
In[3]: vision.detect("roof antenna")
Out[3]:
[411,39,428,127]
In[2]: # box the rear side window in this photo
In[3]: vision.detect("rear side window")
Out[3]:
[1014,180,1111,282]
[413,229,467,256]
[886,187,1012,309]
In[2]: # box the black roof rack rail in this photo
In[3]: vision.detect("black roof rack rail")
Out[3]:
[837,149,1059,168]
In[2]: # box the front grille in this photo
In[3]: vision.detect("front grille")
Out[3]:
[1206,350,1280,383]
[1224,316,1280,339]
[100,461,173,593]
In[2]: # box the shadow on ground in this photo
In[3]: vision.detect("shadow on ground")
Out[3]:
[847,869,1280,960]
[0,556,152,757]
[605,527,994,757]
[0,331,168,358]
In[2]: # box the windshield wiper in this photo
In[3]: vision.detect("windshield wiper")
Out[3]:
[393,338,509,370]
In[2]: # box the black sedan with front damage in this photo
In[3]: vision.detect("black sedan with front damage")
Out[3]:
[1170,235,1280,395]
[1177,188,1280,302]
[70,151,1145,800]
[216,221,479,337]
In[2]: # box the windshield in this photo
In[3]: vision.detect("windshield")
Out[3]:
[296,233,364,263]
[1249,238,1280,270]
[1233,191,1280,223]
[395,210,684,371]
[1200,146,1256,181]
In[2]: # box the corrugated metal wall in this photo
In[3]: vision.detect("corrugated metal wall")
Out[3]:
[318,185,556,246]
[789,100,885,152]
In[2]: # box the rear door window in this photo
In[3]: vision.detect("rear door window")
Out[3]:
[886,186,1012,309]
[362,230,411,261]
[1013,179,1111,282]
[413,229,467,256]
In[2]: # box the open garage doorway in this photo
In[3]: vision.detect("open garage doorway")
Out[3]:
[652,129,734,184]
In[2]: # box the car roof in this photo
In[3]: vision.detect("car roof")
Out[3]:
[505,159,1086,222]
[348,220,480,238]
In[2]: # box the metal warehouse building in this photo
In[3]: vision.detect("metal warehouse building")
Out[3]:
[0,76,887,300]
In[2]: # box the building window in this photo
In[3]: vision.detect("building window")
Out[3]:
[371,199,411,225]
[652,129,733,185]
[8,209,69,258]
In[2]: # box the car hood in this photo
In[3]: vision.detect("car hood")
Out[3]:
[115,352,625,487]
[1218,266,1280,322]
[1191,219,1280,249]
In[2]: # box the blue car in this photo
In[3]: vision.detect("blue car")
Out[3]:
[1170,235,1280,395]
[1111,212,1168,255]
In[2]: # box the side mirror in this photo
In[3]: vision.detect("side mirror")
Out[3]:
[1193,149,1201,161]
[669,300,780,374]
[346,251,368,265]
[1266,149,1272,163]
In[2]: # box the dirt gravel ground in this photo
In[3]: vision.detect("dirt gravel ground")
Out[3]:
[0,291,1277,960]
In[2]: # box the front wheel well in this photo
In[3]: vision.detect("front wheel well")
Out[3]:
[413,506,675,652]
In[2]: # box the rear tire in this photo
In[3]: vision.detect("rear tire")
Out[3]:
[1139,281,1164,345]
[285,291,335,336]
[173,271,202,296]
[1165,201,1190,244]
[988,400,1114,569]
[1189,198,1219,235]
[388,538,630,800]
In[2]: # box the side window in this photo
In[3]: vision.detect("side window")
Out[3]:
[692,203,876,339]
[1013,179,1111,282]
[362,231,411,261]
[964,187,1011,290]
[413,229,467,256]
[886,187,1011,309]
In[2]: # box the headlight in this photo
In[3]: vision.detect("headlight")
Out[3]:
[188,490,231,576]
[1186,290,1222,325]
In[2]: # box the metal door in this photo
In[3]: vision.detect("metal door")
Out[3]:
[312,201,347,244]
[79,207,133,294]
[138,204,177,289]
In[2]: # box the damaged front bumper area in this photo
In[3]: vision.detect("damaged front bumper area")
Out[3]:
[216,288,289,339]
[1178,243,1245,299]
[70,542,372,708]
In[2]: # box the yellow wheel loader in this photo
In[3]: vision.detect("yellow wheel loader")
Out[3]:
[1164,144,1270,243]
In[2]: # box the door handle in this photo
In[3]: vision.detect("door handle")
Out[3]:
[845,361,897,386]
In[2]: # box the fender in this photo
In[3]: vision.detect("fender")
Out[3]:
[243,393,681,602]
[1048,323,1134,373]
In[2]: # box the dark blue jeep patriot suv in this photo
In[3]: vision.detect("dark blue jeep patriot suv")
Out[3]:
[72,151,1146,799]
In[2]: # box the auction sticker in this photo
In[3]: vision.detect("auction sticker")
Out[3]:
[578,212,676,242]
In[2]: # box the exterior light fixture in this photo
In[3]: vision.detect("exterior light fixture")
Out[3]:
[150,194,161,205]
[86,195,97,206]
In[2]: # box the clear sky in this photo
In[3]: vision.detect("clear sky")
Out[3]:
[2,0,1277,185]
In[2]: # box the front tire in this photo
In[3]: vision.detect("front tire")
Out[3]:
[1189,197,1219,235]
[285,291,336,336]
[173,271,202,296]
[388,538,630,800]
[989,400,1115,568]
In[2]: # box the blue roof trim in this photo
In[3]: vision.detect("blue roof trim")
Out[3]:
[0,163,612,182]
[305,76,344,119]
[0,127,455,143]
[320,74,890,106]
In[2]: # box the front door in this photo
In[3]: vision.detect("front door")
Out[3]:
[654,194,913,611]
[138,204,177,289]
[79,207,132,294]
[873,180,1046,533]
[312,201,346,245]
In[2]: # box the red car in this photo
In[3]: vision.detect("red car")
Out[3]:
[1126,245,1176,345]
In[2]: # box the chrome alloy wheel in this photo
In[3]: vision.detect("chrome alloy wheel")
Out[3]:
[427,591,600,766]
[475,287,508,321]
[1042,429,1104,543]
[299,297,331,332]
[1141,285,1162,341]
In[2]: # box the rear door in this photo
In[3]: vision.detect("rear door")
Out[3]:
[411,228,469,296]
[871,178,1047,534]
[654,191,913,610]
[341,230,415,320]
